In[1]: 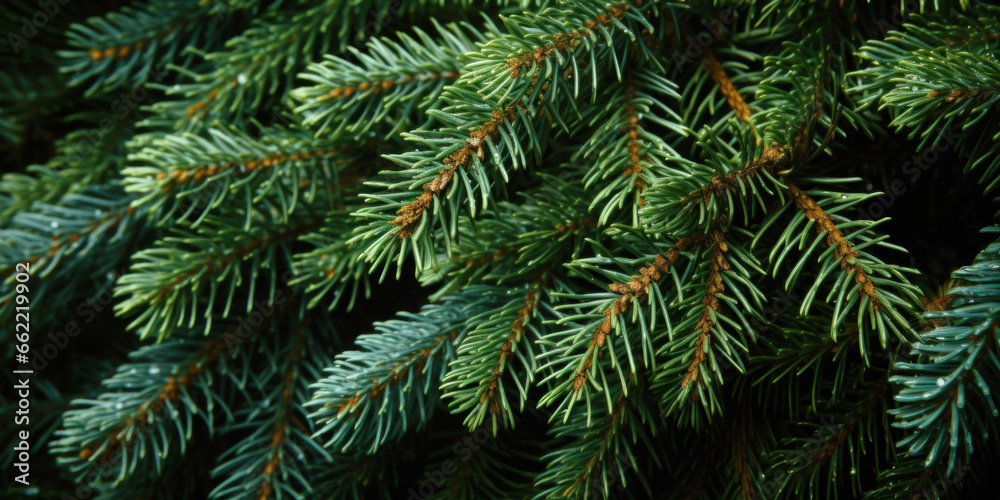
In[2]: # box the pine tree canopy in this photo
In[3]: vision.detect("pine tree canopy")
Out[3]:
[4,0,1000,498]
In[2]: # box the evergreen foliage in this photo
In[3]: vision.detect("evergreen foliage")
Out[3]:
[3,0,1000,498]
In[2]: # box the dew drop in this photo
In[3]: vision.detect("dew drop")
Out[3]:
[50,221,59,228]
[850,467,857,476]
[115,402,124,410]
[148,365,161,375]
[936,378,945,386]
[237,73,247,85]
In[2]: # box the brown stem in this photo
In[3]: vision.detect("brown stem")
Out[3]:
[785,182,881,310]
[318,71,460,100]
[683,143,788,205]
[256,321,309,500]
[391,106,518,239]
[479,285,541,414]
[702,48,751,124]
[573,235,704,392]
[622,76,649,203]
[335,330,458,417]
[682,230,729,392]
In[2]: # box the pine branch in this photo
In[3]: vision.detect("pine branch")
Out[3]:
[123,125,367,226]
[58,0,245,95]
[210,312,335,500]
[51,336,236,484]
[889,226,1000,478]
[440,284,544,433]
[539,233,702,422]
[114,212,323,340]
[536,370,656,499]
[292,20,491,139]
[308,293,498,453]
[351,0,652,275]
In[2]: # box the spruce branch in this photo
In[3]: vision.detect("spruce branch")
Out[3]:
[888,226,1000,479]
[0,111,135,226]
[576,67,687,226]
[52,336,236,484]
[0,186,146,333]
[289,212,371,311]
[153,0,410,127]
[536,370,656,499]
[773,182,920,354]
[539,234,702,422]
[440,284,544,433]
[210,313,335,500]
[123,125,366,226]
[292,20,491,139]
[652,227,766,422]
[415,433,537,499]
[765,376,891,499]
[58,0,245,95]
[114,213,324,340]
[308,293,498,453]
[852,14,1000,190]
[351,0,652,276]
